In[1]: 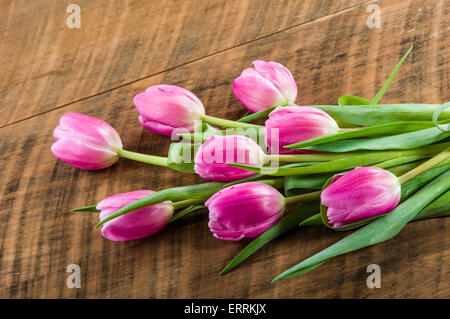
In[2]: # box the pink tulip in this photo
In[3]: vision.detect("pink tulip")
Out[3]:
[232,60,297,113]
[133,85,205,136]
[194,135,265,182]
[265,106,339,154]
[51,113,123,170]
[97,190,174,241]
[321,167,401,228]
[206,182,285,241]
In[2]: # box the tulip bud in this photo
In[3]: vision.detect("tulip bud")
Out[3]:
[194,135,265,182]
[206,182,285,241]
[97,190,174,241]
[321,167,401,228]
[51,113,123,170]
[133,85,205,136]
[232,60,297,113]
[265,106,339,154]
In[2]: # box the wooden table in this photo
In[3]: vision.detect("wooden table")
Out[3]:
[0,0,448,298]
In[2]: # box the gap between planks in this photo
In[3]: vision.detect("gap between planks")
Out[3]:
[0,0,376,130]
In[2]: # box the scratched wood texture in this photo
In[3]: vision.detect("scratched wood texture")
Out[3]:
[0,0,449,298]
[0,0,365,127]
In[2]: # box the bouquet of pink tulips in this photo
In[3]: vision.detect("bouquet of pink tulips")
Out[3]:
[52,46,450,283]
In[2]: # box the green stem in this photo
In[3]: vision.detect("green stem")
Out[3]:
[284,190,322,205]
[267,153,348,163]
[397,147,450,184]
[117,149,168,167]
[171,198,206,210]
[201,114,262,129]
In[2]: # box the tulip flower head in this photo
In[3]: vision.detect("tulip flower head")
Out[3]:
[51,113,123,170]
[232,60,297,113]
[206,182,285,241]
[133,85,206,136]
[194,135,265,182]
[321,167,401,228]
[265,106,339,154]
[97,190,174,241]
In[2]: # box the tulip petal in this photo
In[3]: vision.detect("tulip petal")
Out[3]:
[233,68,286,113]
[253,60,297,103]
[134,85,205,135]
[98,190,173,242]
[194,135,265,182]
[54,113,122,150]
[265,106,339,155]
[51,138,119,170]
[206,182,285,241]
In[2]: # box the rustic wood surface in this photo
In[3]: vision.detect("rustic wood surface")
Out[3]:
[0,0,448,298]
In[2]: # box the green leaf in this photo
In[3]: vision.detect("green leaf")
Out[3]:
[415,191,450,220]
[94,175,288,228]
[285,121,436,149]
[303,161,450,230]
[338,95,370,106]
[275,260,329,280]
[299,213,323,226]
[218,201,320,276]
[314,104,449,127]
[236,106,277,123]
[167,143,198,173]
[72,205,100,212]
[169,205,205,223]
[319,176,335,228]
[229,143,449,176]
[400,160,450,201]
[272,170,450,283]
[300,190,450,227]
[284,157,425,197]
[432,102,450,132]
[370,45,413,104]
[306,126,450,152]
[284,173,333,196]
[95,182,224,227]
[321,160,450,231]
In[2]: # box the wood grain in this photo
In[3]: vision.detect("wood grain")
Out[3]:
[0,0,449,298]
[0,0,365,127]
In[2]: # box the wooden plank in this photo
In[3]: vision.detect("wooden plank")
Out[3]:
[0,0,449,298]
[0,0,366,127]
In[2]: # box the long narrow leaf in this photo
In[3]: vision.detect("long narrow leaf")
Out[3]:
[229,143,449,176]
[169,205,205,223]
[219,201,320,275]
[314,104,449,127]
[370,46,413,104]
[301,191,450,226]
[95,182,224,227]
[338,95,370,106]
[272,171,450,283]
[306,127,449,152]
[415,191,450,220]
[236,106,277,123]
[285,121,436,149]
[300,161,450,227]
